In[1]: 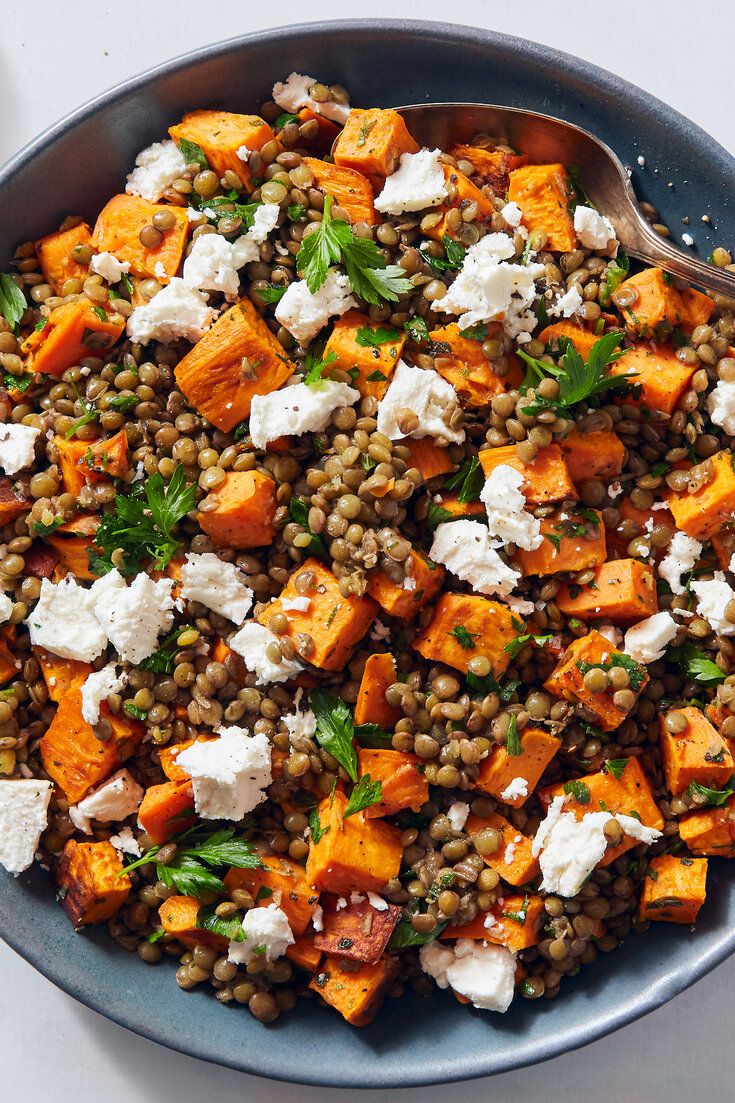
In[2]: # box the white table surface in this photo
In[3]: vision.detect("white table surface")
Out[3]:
[2,1,733,1098]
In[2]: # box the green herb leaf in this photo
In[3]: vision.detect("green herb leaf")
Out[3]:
[120,827,263,898]
[64,383,99,439]
[139,625,195,674]
[123,701,147,720]
[287,496,329,561]
[176,137,209,169]
[195,903,245,941]
[388,918,448,951]
[599,248,630,305]
[344,773,383,818]
[442,456,484,504]
[356,118,377,147]
[311,689,358,781]
[506,713,522,756]
[503,632,553,660]
[255,283,288,305]
[303,349,338,386]
[255,885,273,902]
[604,758,629,780]
[503,894,530,924]
[107,393,138,411]
[288,203,307,222]
[355,325,401,348]
[3,371,33,392]
[563,779,591,804]
[466,671,520,704]
[668,642,726,685]
[404,317,430,344]
[420,236,466,274]
[461,322,489,342]
[449,625,479,650]
[686,781,734,807]
[426,500,454,530]
[275,112,300,129]
[577,652,646,692]
[309,806,330,844]
[366,369,387,383]
[0,274,27,332]
[354,722,394,748]
[31,516,63,536]
[519,331,631,416]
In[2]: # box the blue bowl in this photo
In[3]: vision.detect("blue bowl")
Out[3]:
[1,19,733,1088]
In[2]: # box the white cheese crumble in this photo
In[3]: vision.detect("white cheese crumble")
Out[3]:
[0,424,40,476]
[126,278,216,345]
[68,769,144,835]
[691,573,735,636]
[27,577,108,663]
[500,777,528,802]
[311,904,324,932]
[0,593,13,626]
[447,801,470,832]
[549,284,583,318]
[420,939,516,1013]
[376,360,464,444]
[623,611,678,663]
[637,155,646,167]
[281,596,311,612]
[92,570,175,664]
[707,380,735,436]
[182,205,280,298]
[275,271,356,345]
[433,233,545,338]
[505,594,535,616]
[598,624,624,648]
[573,205,617,251]
[176,726,272,821]
[125,139,187,203]
[282,709,317,742]
[367,892,389,911]
[374,149,448,215]
[480,464,543,551]
[659,531,703,595]
[80,663,126,725]
[272,72,350,125]
[500,201,523,228]
[180,552,253,624]
[227,902,295,964]
[682,232,695,247]
[90,252,131,284]
[229,621,303,684]
[430,519,520,598]
[249,380,359,450]
[109,826,142,858]
[0,779,53,874]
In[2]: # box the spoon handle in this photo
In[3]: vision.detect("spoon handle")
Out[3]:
[623,216,735,301]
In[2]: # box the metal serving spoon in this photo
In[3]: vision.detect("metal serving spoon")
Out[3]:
[396,103,735,300]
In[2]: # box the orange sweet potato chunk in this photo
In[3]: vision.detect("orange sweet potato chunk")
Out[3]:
[678,796,735,856]
[679,287,715,333]
[224,856,317,937]
[197,470,276,549]
[478,443,577,504]
[313,893,401,963]
[55,839,131,926]
[169,109,275,192]
[35,222,93,292]
[514,508,606,577]
[305,791,402,895]
[466,812,539,886]
[668,451,735,539]
[174,296,295,432]
[448,145,528,196]
[357,748,428,818]
[297,107,340,154]
[442,893,544,952]
[287,931,323,972]
[367,548,444,620]
[92,194,188,281]
[34,649,90,703]
[639,854,708,924]
[413,592,520,678]
[333,108,419,186]
[0,477,30,527]
[354,653,401,729]
[159,894,228,951]
[475,726,560,808]
[137,780,196,845]
[659,706,734,796]
[21,300,125,377]
[423,165,496,242]
[310,953,399,1026]
[555,558,657,622]
[538,321,598,359]
[259,558,376,671]
[403,438,454,481]
[508,164,577,252]
[559,431,625,486]
[611,342,696,415]
[544,630,650,732]
[617,268,685,336]
[303,158,378,225]
[323,310,405,399]
[429,323,522,406]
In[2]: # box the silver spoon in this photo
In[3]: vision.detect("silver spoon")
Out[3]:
[396,102,735,301]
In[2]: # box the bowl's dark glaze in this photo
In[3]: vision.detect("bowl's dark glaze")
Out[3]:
[0,19,733,1088]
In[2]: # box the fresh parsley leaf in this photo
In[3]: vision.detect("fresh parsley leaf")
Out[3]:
[3,371,33,392]
[449,625,479,650]
[355,325,401,347]
[503,894,530,924]
[426,500,454,530]
[366,369,387,383]
[275,112,300,129]
[92,305,108,322]
[195,903,245,941]
[233,422,250,441]
[309,805,330,844]
[0,274,26,332]
[519,331,631,415]
[176,137,209,169]
[404,316,430,344]
[139,625,194,674]
[287,496,329,561]
[65,383,99,439]
[31,516,63,536]
[604,758,629,781]
[121,827,263,898]
[303,349,337,386]
[687,781,734,807]
[420,236,466,274]
[120,271,134,298]
[288,203,307,222]
[146,928,165,943]
[356,117,377,147]
[506,713,522,756]
[254,885,273,902]
[344,773,383,817]
[466,671,520,704]
[311,689,358,781]
[256,283,288,305]
[563,779,591,804]
[599,248,630,306]
[504,632,553,660]
[461,322,489,342]
[354,722,394,748]
[442,456,483,504]
[388,918,448,950]
[123,701,147,720]
[668,642,726,685]
[107,393,138,411]
[577,652,646,693]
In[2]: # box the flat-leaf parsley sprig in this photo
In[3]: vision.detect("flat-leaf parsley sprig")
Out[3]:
[119,827,264,898]
[518,330,633,416]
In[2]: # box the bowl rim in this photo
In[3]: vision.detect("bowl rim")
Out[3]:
[1,17,734,1088]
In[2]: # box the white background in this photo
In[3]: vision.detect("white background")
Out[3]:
[2,1,734,1099]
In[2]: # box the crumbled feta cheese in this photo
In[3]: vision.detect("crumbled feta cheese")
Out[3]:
[272,72,350,125]
[249,380,359,450]
[282,709,317,742]
[367,892,389,912]
[349,892,366,905]
[659,531,703,595]
[0,423,40,476]
[624,611,678,663]
[227,902,294,964]
[92,570,174,664]
[229,621,303,684]
[282,596,311,612]
[275,271,356,345]
[374,149,448,215]
[0,593,13,626]
[707,380,735,435]
[0,779,53,874]
[637,155,646,167]
[481,464,543,551]
[180,552,253,624]
[370,620,391,642]
[500,777,528,802]
[608,481,623,499]
[182,206,281,298]
[126,278,216,345]
[433,233,545,338]
[420,939,516,1013]
[598,624,623,648]
[335,896,348,911]
[27,577,108,662]
[80,663,126,725]
[311,904,324,931]
[236,145,252,162]
[500,201,523,227]
[505,594,535,616]
[69,769,144,835]
[109,826,141,857]
[90,252,130,284]
[682,232,694,247]
[549,284,583,318]
[125,139,187,202]
[376,360,464,444]
[402,577,417,591]
[447,801,470,832]
[574,205,616,251]
[504,837,519,864]
[177,727,272,820]
[691,573,735,636]
[430,519,520,598]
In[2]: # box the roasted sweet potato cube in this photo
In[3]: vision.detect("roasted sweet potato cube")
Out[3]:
[402,438,454,481]
[169,109,275,192]
[260,558,376,671]
[559,431,625,486]
[47,531,99,581]
[0,477,30,527]
[174,297,295,432]
[354,653,401,729]
[678,796,735,856]
[668,451,735,539]
[297,107,340,154]
[679,287,715,333]
[466,812,539,886]
[35,222,93,292]
[158,894,229,951]
[92,194,188,281]
[305,791,402,895]
[367,548,444,620]
[53,436,90,497]
[430,494,486,522]
[555,558,657,622]
[137,780,195,845]
[423,166,496,241]
[223,855,317,937]
[323,310,405,400]
[475,726,560,808]
[544,630,649,732]
[617,268,685,336]
[21,300,125,377]
[659,706,734,796]
[34,648,90,703]
[24,544,59,581]
[357,748,428,817]
[428,323,522,405]
[639,855,708,924]
[55,839,131,926]
[413,592,520,678]
[508,164,577,252]
[0,633,17,687]
[40,686,144,803]
[442,893,544,953]
[313,893,401,963]
[538,321,598,359]
[310,953,399,1026]
[611,342,696,415]
[287,931,323,972]
[303,158,378,225]
[84,429,130,480]
[478,443,577,504]
[333,108,419,186]
[515,508,606,577]
[448,144,528,196]
[711,527,735,571]
[197,470,276,549]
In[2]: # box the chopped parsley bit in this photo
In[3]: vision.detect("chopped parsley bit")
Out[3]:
[506,714,522,756]
[519,331,632,417]
[196,903,245,942]
[175,137,209,169]
[503,894,530,924]
[563,779,591,804]
[442,456,484,504]
[355,325,401,347]
[577,652,646,693]
[366,369,388,383]
[302,349,338,386]
[466,671,520,704]
[599,248,630,305]
[107,393,138,411]
[138,625,195,674]
[310,689,358,781]
[344,773,383,818]
[603,758,629,781]
[504,632,553,660]
[404,316,430,344]
[256,283,288,304]
[545,508,600,552]
[0,273,27,332]
[426,500,454,530]
[275,112,300,129]
[356,118,377,147]
[120,827,263,898]
[286,497,329,561]
[254,885,273,902]
[123,702,148,720]
[420,235,466,274]
[65,383,99,439]
[309,806,330,844]
[667,642,726,685]
[449,625,480,650]
[287,203,307,222]
[686,781,734,807]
